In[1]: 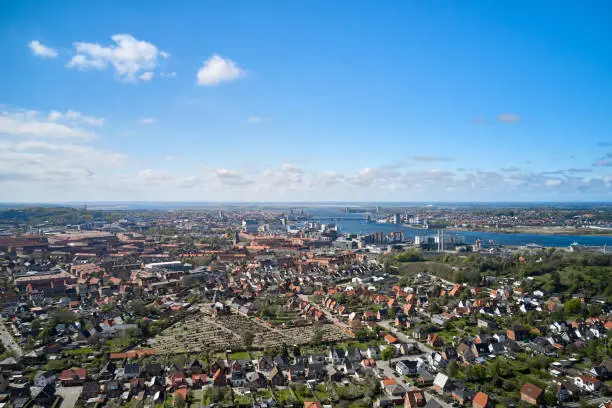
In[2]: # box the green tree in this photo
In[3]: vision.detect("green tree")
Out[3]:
[447,360,459,377]
[564,298,582,314]
[381,346,394,361]
[240,330,255,349]
[30,319,41,331]
[311,324,324,344]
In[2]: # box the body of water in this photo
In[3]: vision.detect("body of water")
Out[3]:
[306,208,611,248]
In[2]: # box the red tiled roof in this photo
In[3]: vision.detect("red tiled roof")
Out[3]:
[473,391,489,407]
[521,383,542,399]
[384,334,398,343]
[381,377,397,386]
[60,368,87,381]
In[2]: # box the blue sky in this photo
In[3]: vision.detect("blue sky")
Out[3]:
[1,1,611,202]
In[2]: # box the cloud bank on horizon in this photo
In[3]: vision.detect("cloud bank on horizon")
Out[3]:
[1,2,612,201]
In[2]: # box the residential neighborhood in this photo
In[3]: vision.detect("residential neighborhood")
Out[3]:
[0,205,610,407]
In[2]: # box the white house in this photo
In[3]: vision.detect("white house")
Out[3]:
[574,375,602,392]
[34,371,55,387]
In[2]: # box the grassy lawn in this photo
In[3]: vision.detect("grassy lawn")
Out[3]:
[275,388,297,404]
[333,383,365,401]
[64,347,94,356]
[230,351,250,360]
[234,394,253,406]
[292,385,315,400]
[192,389,208,405]
[256,389,273,399]
[314,384,330,401]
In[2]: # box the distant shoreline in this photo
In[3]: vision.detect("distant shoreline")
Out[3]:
[446,226,612,237]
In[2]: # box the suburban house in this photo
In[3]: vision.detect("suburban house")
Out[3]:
[520,383,543,405]
[60,368,87,386]
[404,388,427,407]
[396,360,418,376]
[433,373,450,395]
[472,391,491,408]
[574,374,602,392]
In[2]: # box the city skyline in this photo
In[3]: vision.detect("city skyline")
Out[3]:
[2,1,612,202]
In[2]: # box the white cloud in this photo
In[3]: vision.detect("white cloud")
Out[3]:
[316,171,344,187]
[138,169,172,185]
[139,72,154,81]
[545,179,563,186]
[138,118,156,124]
[498,113,520,123]
[0,110,95,140]
[215,168,250,186]
[160,71,176,78]
[48,111,63,122]
[46,110,104,126]
[196,54,244,86]
[164,156,178,161]
[66,34,168,82]
[0,138,127,185]
[247,116,271,123]
[64,110,104,126]
[281,163,303,174]
[28,40,58,58]
[66,54,106,70]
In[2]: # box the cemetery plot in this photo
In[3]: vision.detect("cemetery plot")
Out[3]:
[151,310,352,354]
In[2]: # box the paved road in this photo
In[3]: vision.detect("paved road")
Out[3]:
[424,390,454,408]
[377,320,436,354]
[378,356,452,408]
[56,386,82,408]
[0,321,23,357]
[299,295,353,333]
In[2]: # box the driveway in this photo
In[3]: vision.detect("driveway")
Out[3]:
[56,386,82,408]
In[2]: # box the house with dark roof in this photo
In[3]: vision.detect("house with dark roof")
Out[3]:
[273,355,290,370]
[212,368,227,386]
[246,371,266,390]
[30,382,56,406]
[257,356,275,372]
[103,380,122,398]
[268,366,285,386]
[451,388,475,405]
[99,360,117,380]
[396,360,418,376]
[122,362,141,379]
[329,348,346,364]
[81,382,99,400]
[346,347,363,362]
[186,359,202,374]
